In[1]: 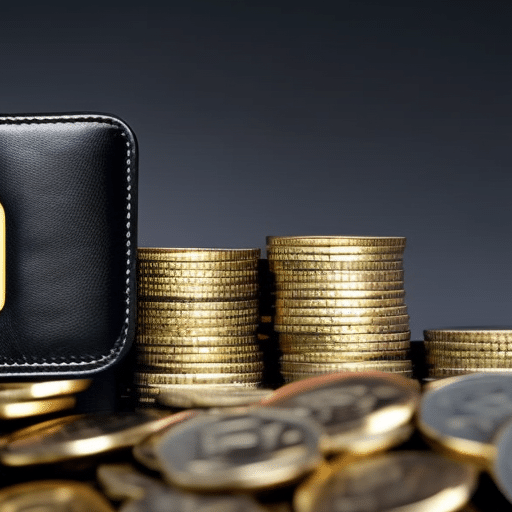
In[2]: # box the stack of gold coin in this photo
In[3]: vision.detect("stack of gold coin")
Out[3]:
[135,248,263,404]
[424,328,512,379]
[267,236,412,382]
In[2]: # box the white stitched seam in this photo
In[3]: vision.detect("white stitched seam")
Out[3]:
[0,115,134,370]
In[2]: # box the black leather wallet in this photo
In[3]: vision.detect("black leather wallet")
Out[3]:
[0,113,138,377]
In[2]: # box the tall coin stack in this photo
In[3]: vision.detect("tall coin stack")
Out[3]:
[267,236,412,383]
[424,328,512,379]
[134,248,263,405]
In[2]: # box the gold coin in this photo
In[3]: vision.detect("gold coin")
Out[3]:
[138,325,256,336]
[425,340,512,351]
[139,282,259,293]
[0,379,91,402]
[276,305,408,317]
[261,371,419,455]
[0,396,76,419]
[274,270,404,282]
[280,360,413,373]
[267,252,403,262]
[293,451,477,512]
[137,248,261,261]
[0,480,116,511]
[267,245,404,255]
[281,350,409,363]
[154,408,323,492]
[266,236,406,247]
[137,268,258,279]
[426,347,512,358]
[137,343,261,355]
[138,259,259,271]
[138,299,259,311]
[138,315,258,328]
[280,340,411,352]
[275,323,410,334]
[274,314,410,326]
[138,306,259,319]
[137,352,262,365]
[275,297,406,308]
[282,370,414,383]
[428,368,512,377]
[0,410,198,466]
[157,385,273,409]
[138,275,257,287]
[418,373,512,466]
[136,334,257,346]
[274,280,405,291]
[279,331,411,343]
[270,259,404,271]
[135,372,263,385]
[139,288,258,300]
[139,361,264,374]
[424,329,512,342]
[275,288,405,299]
[427,355,512,369]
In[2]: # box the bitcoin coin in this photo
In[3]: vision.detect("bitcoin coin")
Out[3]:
[270,260,404,271]
[267,245,404,255]
[281,350,408,363]
[275,323,410,334]
[135,372,263,386]
[261,371,420,454]
[274,280,405,291]
[279,331,411,343]
[136,334,257,346]
[267,235,406,247]
[0,410,197,466]
[154,408,323,491]
[273,314,410,326]
[418,373,512,465]
[137,248,261,261]
[0,480,115,511]
[424,329,512,342]
[275,305,408,317]
[294,451,477,512]
[274,270,404,282]
[0,379,91,402]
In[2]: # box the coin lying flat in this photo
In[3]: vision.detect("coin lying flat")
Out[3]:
[136,334,258,346]
[137,343,261,355]
[425,329,512,342]
[418,373,512,465]
[0,396,76,419]
[294,451,477,512]
[275,297,406,308]
[270,260,404,271]
[155,408,323,491]
[137,248,261,261]
[138,259,259,271]
[281,350,408,363]
[280,340,411,353]
[138,307,259,320]
[135,372,263,386]
[0,379,91,402]
[275,323,410,334]
[266,236,406,247]
[139,299,259,311]
[0,410,197,466]
[274,281,405,291]
[138,325,256,336]
[279,332,411,344]
[276,306,408,317]
[276,289,406,299]
[274,314,409,326]
[0,480,115,511]
[274,270,405,283]
[261,371,420,454]
[267,245,404,255]
[137,352,262,365]
[267,252,404,262]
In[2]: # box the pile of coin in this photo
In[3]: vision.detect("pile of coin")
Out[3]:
[424,328,512,379]
[134,248,264,404]
[267,236,412,382]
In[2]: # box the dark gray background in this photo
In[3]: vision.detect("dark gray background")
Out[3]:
[0,1,510,339]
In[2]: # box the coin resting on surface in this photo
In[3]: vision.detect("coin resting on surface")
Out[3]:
[266,236,406,247]
[270,260,404,271]
[0,396,76,420]
[137,248,261,261]
[424,329,512,342]
[293,450,477,512]
[0,379,91,402]
[154,407,323,491]
[275,306,408,317]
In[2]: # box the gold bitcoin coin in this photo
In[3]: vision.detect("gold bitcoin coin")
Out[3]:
[136,334,257,346]
[0,396,76,419]
[270,259,404,271]
[274,270,404,282]
[137,248,261,261]
[0,481,116,511]
[137,352,262,365]
[267,252,403,262]
[424,329,512,342]
[137,343,261,355]
[267,245,404,255]
[280,360,413,374]
[280,340,411,352]
[267,236,406,247]
[275,297,406,309]
[138,299,259,311]
[274,314,410,326]
[135,372,263,386]
[279,331,411,343]
[275,306,408,317]
[137,325,256,337]
[0,410,197,466]
[0,379,91,402]
[293,451,476,512]
[275,289,406,300]
[275,323,410,334]
[281,350,409,363]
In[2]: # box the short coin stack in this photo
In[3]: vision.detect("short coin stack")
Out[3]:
[267,236,412,382]
[424,328,512,379]
[135,248,264,404]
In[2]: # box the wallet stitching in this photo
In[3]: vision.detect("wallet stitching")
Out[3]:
[0,115,134,370]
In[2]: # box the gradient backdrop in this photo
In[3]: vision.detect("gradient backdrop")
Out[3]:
[0,1,510,340]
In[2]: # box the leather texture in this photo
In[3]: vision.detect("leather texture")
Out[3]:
[0,113,138,376]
